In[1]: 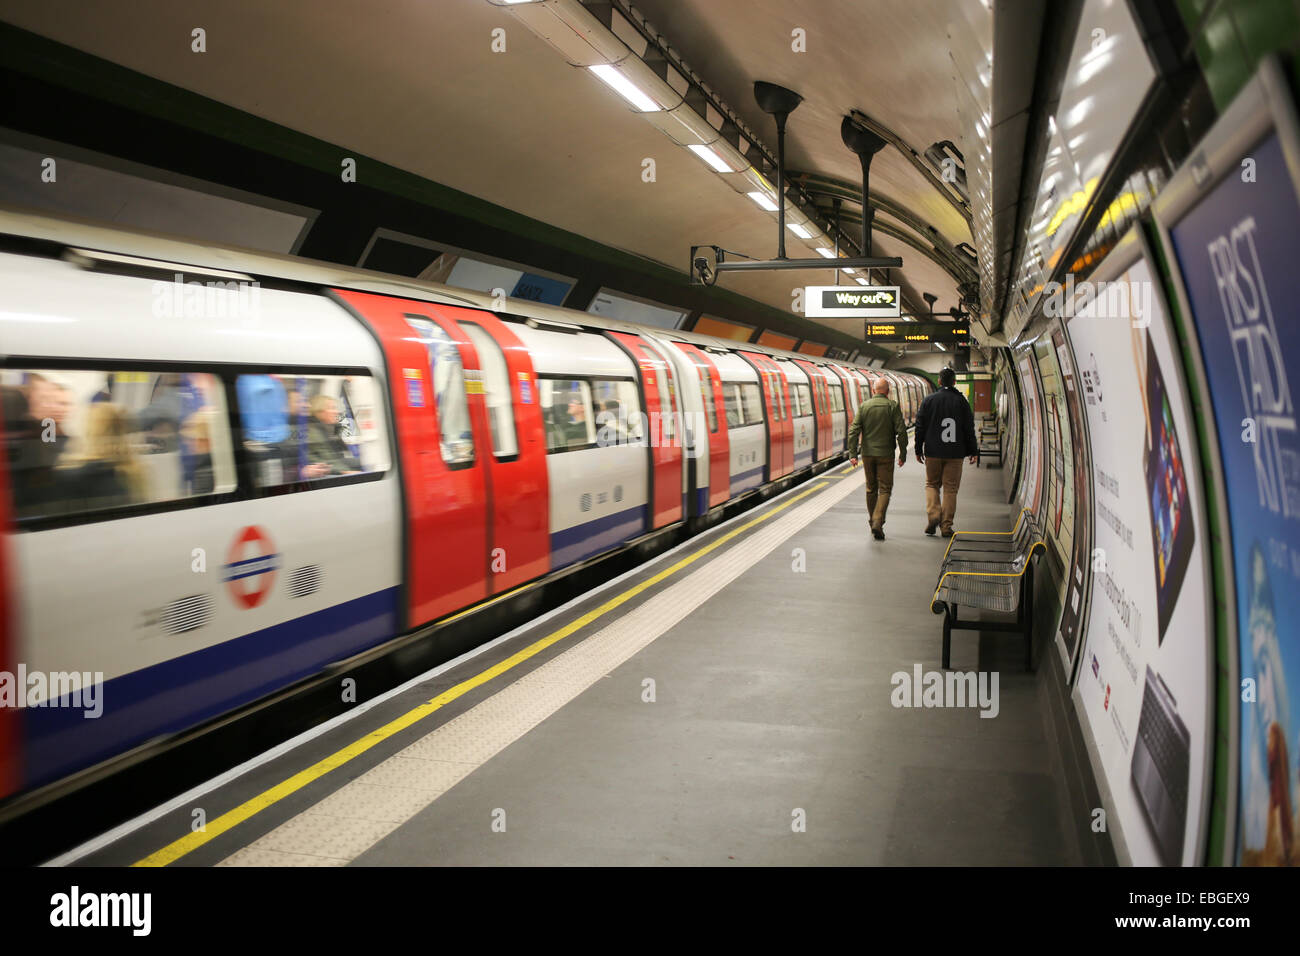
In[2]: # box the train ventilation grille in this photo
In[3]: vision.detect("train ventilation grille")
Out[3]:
[288,565,322,598]
[162,594,213,634]
[614,484,624,503]
[580,493,592,512]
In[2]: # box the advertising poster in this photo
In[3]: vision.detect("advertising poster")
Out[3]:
[1035,337,1074,565]
[1167,129,1300,866]
[1068,254,1211,865]
[1016,352,1044,515]
[1053,323,1092,667]
[998,362,1022,499]
[1032,334,1077,661]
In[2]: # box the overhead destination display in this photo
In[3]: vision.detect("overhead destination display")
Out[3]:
[862,320,969,344]
[804,285,900,318]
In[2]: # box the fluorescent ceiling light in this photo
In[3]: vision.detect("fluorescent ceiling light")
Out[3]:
[842,268,856,274]
[748,191,778,211]
[688,143,735,173]
[787,223,813,239]
[935,343,947,351]
[856,277,869,286]
[590,64,660,112]
[814,247,835,259]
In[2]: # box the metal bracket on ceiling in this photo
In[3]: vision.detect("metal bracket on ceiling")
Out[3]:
[848,109,972,225]
[689,245,902,287]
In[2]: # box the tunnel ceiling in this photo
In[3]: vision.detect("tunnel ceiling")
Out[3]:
[0,0,991,337]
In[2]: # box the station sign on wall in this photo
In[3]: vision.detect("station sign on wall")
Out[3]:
[804,285,900,318]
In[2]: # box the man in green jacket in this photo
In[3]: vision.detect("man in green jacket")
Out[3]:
[847,377,908,540]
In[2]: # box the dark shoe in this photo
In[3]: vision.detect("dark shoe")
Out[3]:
[872,527,885,540]
[925,520,938,536]
[941,529,955,538]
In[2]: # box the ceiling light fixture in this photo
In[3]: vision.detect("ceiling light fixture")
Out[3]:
[787,223,813,239]
[748,191,778,211]
[589,64,660,112]
[688,143,737,173]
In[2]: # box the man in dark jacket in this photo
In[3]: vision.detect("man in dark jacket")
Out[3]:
[847,377,907,540]
[914,367,978,537]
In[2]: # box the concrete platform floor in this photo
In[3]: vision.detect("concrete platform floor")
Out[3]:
[353,459,1081,866]
[69,456,1083,866]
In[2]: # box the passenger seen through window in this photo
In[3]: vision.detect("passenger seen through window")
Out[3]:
[2,369,233,522]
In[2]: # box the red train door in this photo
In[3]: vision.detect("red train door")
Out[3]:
[794,359,830,460]
[672,342,729,509]
[333,290,489,626]
[740,352,791,480]
[444,308,550,593]
[606,331,684,528]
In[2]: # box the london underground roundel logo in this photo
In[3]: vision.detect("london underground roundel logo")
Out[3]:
[223,525,280,610]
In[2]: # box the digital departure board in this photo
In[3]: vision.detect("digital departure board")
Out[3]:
[863,320,969,344]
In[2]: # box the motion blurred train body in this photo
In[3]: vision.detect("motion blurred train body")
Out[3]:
[0,210,929,800]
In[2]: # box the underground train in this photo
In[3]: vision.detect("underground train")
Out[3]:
[0,209,930,800]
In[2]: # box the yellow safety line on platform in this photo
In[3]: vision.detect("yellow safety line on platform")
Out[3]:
[133,480,833,866]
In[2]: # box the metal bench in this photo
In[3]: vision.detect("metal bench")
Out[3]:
[929,508,1044,670]
[975,420,1001,468]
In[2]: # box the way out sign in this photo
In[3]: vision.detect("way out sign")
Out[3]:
[804,285,901,318]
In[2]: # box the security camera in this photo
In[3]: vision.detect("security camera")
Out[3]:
[690,245,721,286]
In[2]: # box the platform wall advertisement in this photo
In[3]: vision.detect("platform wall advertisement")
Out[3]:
[1051,321,1092,670]
[1167,129,1300,866]
[1015,351,1044,516]
[998,355,1022,501]
[1067,254,1210,866]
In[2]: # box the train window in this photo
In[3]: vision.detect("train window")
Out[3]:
[592,379,644,446]
[458,322,518,458]
[794,383,812,417]
[405,317,474,466]
[3,369,235,524]
[723,384,743,428]
[540,378,595,452]
[699,370,718,433]
[236,373,389,488]
[739,383,764,424]
[828,380,844,413]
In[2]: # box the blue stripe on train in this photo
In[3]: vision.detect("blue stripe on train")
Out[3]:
[794,448,813,469]
[21,587,400,788]
[550,505,647,570]
[730,464,764,497]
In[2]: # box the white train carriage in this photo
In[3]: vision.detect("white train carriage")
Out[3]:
[1,248,401,787]
[706,350,767,496]
[511,322,649,569]
[777,359,817,471]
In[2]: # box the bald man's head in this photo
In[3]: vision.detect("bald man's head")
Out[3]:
[872,378,890,396]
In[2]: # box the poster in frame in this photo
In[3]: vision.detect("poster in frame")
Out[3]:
[1153,55,1300,866]
[1064,224,1215,866]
